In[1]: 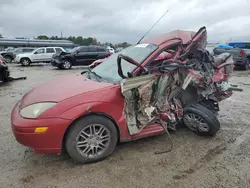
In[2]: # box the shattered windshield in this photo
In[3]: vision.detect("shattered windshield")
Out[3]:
[91,44,158,83]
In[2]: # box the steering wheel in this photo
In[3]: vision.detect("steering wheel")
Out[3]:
[117,54,146,79]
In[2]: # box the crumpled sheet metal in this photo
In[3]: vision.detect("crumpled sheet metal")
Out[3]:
[121,73,179,135]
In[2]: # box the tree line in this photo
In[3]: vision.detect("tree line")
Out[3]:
[36,35,131,49]
[0,33,132,49]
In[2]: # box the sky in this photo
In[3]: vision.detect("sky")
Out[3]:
[0,0,250,44]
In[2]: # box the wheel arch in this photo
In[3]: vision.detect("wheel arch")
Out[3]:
[61,112,121,153]
[20,57,31,62]
[3,54,14,60]
[63,56,74,65]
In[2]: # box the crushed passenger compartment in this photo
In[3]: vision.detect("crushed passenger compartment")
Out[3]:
[119,26,242,146]
[120,71,183,135]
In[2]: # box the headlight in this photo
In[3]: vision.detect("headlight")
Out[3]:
[20,102,57,119]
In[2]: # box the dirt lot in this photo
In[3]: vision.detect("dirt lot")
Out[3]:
[0,64,250,188]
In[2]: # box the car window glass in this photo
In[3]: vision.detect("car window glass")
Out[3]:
[15,49,22,53]
[93,44,158,83]
[97,47,106,52]
[55,48,63,53]
[35,48,45,54]
[46,48,55,53]
[88,47,97,52]
[78,47,88,52]
[23,49,34,52]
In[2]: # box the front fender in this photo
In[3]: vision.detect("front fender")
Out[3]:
[60,101,131,142]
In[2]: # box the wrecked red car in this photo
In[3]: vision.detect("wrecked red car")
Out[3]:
[11,27,241,164]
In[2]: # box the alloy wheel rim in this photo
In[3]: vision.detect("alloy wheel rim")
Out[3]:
[183,113,209,132]
[5,57,11,63]
[23,60,29,65]
[63,61,71,69]
[76,124,111,158]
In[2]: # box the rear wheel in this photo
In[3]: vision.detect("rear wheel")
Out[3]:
[20,58,31,66]
[4,55,12,63]
[65,115,118,164]
[183,104,220,136]
[0,70,9,82]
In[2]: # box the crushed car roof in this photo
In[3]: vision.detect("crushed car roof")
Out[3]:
[141,30,196,46]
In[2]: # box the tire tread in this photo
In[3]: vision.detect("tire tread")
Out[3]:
[184,103,220,136]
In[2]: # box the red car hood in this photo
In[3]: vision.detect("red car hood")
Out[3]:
[20,74,113,108]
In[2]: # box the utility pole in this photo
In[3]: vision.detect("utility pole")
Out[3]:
[61,31,63,39]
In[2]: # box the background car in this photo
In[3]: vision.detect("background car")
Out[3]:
[51,45,111,69]
[15,47,65,66]
[3,47,35,63]
[213,41,250,70]
[0,55,10,82]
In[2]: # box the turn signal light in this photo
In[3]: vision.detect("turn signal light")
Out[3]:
[34,127,48,133]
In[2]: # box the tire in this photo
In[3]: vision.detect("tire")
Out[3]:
[20,58,31,66]
[4,55,12,63]
[199,99,219,115]
[0,69,9,82]
[61,60,72,69]
[65,115,118,164]
[183,103,220,136]
[243,58,250,70]
[2,77,9,82]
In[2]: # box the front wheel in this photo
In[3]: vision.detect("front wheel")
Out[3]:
[243,59,250,70]
[61,60,72,69]
[20,58,31,66]
[65,115,118,164]
[183,104,220,136]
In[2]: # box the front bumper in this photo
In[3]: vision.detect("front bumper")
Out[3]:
[51,59,63,67]
[11,102,71,154]
[233,58,246,66]
[13,57,20,63]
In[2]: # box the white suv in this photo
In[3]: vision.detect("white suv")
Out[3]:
[15,47,65,66]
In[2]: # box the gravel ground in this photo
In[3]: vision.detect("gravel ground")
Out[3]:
[0,64,250,188]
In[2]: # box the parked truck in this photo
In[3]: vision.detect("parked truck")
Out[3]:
[213,42,250,70]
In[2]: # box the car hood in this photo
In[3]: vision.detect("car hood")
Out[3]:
[19,74,113,108]
[17,52,33,57]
